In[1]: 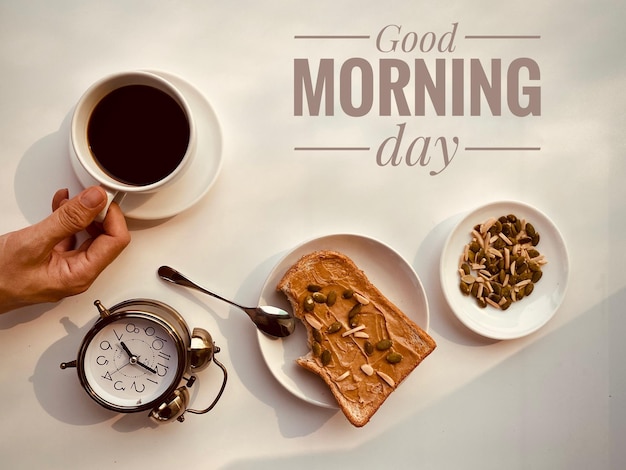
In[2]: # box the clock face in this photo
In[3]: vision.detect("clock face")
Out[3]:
[80,314,183,411]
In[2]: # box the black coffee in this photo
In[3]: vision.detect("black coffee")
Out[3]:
[87,84,190,186]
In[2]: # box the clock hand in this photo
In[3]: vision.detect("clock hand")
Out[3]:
[120,341,157,374]
[135,360,157,374]
[120,341,133,358]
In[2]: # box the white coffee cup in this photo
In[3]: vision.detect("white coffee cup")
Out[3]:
[70,71,196,221]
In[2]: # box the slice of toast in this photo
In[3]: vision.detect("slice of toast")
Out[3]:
[277,250,436,427]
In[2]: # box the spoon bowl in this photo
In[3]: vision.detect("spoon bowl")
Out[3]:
[158,266,296,338]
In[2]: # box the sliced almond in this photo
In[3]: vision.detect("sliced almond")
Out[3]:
[472,230,484,248]
[360,364,374,376]
[376,370,395,387]
[304,314,323,331]
[342,324,366,337]
[480,217,496,235]
[336,371,350,381]
[498,232,513,245]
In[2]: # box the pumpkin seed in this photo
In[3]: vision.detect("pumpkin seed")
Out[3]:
[312,341,322,356]
[320,349,331,366]
[307,284,322,292]
[303,295,315,312]
[342,288,354,299]
[312,328,322,343]
[491,283,502,296]
[326,290,337,306]
[364,341,374,356]
[327,321,342,334]
[312,292,326,303]
[348,303,362,319]
[460,281,470,295]
[471,282,480,297]
[524,283,534,296]
[375,339,392,351]
[386,352,403,364]
[461,262,471,275]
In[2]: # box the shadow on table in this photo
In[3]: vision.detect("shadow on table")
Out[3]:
[225,250,338,437]
[13,110,83,225]
[220,287,625,469]
[414,212,501,346]
[220,214,511,439]
[29,316,118,426]
[12,109,175,230]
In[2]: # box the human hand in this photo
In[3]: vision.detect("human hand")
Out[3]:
[0,186,131,314]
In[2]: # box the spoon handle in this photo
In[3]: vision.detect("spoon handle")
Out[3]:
[158,266,246,311]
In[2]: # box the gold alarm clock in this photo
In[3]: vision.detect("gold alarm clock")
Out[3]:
[61,299,227,423]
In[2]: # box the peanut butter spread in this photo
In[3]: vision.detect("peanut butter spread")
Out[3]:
[277,250,436,426]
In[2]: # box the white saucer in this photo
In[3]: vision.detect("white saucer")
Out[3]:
[256,234,430,409]
[440,201,569,340]
[70,71,222,220]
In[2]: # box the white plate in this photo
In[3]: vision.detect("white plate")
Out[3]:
[257,234,430,408]
[440,201,569,340]
[70,70,222,220]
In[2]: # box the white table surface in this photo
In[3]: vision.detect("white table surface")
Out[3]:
[1,1,624,469]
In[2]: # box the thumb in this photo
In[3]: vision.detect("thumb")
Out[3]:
[38,186,108,250]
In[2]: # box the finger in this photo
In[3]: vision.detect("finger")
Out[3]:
[33,186,108,253]
[51,188,69,211]
[81,202,131,272]
[51,191,76,252]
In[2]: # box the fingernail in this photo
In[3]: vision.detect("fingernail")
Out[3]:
[79,187,106,209]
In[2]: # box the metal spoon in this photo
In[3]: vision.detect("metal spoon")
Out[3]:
[158,266,295,338]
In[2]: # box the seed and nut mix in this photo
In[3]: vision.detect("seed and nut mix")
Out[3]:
[458,214,547,310]
[302,283,402,384]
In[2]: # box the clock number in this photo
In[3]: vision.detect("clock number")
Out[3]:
[131,381,146,393]
[158,351,171,361]
[100,340,112,351]
[96,355,109,366]
[114,381,125,391]
[113,328,123,341]
[101,371,113,381]
[155,363,169,377]
[152,336,167,351]
[144,326,155,336]
[125,323,140,334]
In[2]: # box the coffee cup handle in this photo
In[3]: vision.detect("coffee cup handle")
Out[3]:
[95,187,126,223]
